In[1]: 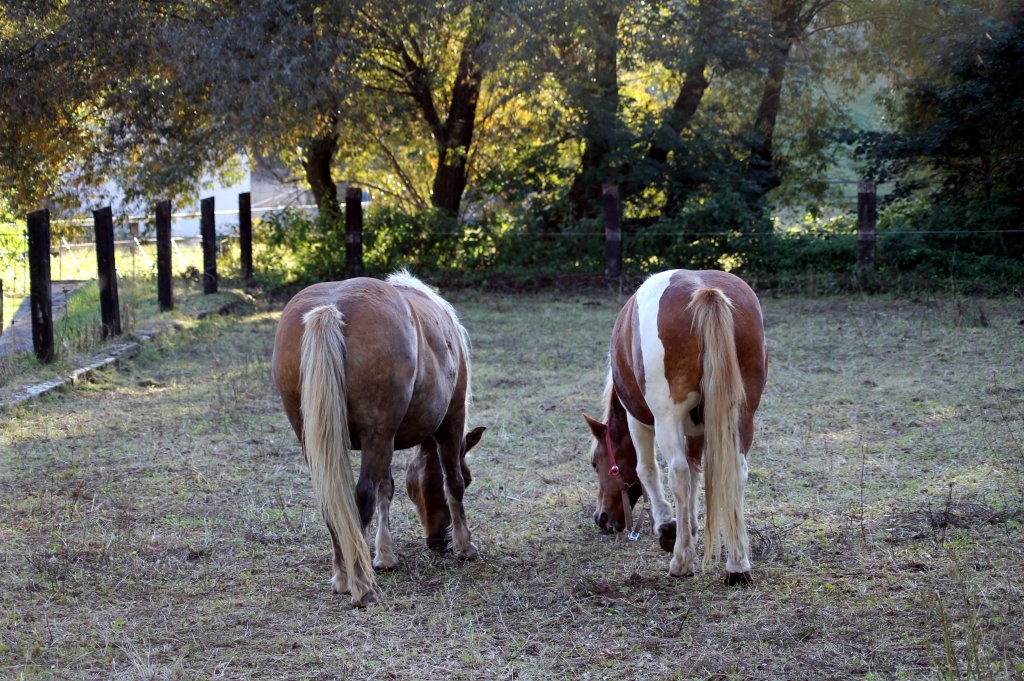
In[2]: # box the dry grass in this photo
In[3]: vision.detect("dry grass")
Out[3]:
[1,287,1023,680]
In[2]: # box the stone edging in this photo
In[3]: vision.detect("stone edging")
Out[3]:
[1,298,245,412]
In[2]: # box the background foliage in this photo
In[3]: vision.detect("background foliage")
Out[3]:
[1,0,1022,291]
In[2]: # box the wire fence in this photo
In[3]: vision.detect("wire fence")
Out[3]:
[0,201,257,298]
[3,186,1022,329]
[4,223,1023,297]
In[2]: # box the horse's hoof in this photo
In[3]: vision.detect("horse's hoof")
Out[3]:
[373,555,399,572]
[668,554,695,578]
[351,589,378,608]
[725,571,752,586]
[426,532,449,552]
[657,521,677,552]
[456,543,479,561]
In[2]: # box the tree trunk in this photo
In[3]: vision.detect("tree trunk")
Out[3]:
[649,57,709,214]
[303,126,341,220]
[748,36,792,198]
[649,57,709,166]
[430,37,484,216]
[746,0,834,202]
[569,2,624,220]
[396,25,485,217]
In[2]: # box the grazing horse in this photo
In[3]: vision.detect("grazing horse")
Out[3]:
[584,269,767,585]
[272,271,481,606]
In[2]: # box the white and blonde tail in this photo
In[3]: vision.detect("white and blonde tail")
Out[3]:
[300,304,376,604]
[688,288,748,568]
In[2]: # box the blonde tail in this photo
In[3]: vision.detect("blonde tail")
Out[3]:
[300,305,376,605]
[688,288,748,568]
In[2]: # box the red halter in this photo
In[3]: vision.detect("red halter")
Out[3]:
[605,427,620,476]
[603,424,646,540]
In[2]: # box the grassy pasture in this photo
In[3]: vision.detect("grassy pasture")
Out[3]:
[1,288,1023,680]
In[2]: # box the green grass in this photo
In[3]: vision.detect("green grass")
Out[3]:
[1,287,1022,679]
[0,246,247,391]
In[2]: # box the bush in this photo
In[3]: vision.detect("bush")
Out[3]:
[628,187,774,274]
[364,207,464,273]
[252,208,346,288]
[252,204,609,290]
[250,195,1024,295]
[753,217,858,277]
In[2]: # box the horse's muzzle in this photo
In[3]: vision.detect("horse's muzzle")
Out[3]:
[426,529,449,552]
[593,509,623,534]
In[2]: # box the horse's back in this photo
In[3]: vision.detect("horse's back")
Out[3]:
[271,277,467,448]
[611,269,766,426]
[272,278,420,439]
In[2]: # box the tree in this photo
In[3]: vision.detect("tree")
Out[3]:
[538,0,854,221]
[351,1,494,216]
[0,1,169,215]
[116,0,361,220]
[851,6,1024,258]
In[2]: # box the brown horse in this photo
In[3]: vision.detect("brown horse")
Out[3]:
[584,269,767,585]
[272,271,482,606]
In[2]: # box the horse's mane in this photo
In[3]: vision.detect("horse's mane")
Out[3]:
[589,367,615,464]
[387,269,473,413]
[600,367,614,422]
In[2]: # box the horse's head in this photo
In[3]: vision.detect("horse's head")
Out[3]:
[584,413,642,534]
[406,426,486,550]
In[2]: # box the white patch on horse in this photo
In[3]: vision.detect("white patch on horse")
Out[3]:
[636,270,702,418]
[631,272,686,543]
[635,269,715,578]
[635,270,675,417]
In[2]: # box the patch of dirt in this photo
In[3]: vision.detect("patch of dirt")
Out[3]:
[882,501,1010,543]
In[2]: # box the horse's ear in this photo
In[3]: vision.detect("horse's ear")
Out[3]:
[582,413,606,439]
[465,426,486,452]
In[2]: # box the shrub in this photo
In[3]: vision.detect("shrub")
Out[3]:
[250,195,1024,295]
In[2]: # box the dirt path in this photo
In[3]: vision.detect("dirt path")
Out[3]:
[0,280,87,356]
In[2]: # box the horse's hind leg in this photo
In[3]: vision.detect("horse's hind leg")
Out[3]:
[373,471,398,570]
[724,414,754,585]
[656,422,698,578]
[684,435,704,543]
[357,436,400,571]
[303,437,348,594]
[435,422,477,560]
[326,522,349,594]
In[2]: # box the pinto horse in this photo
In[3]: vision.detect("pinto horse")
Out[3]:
[272,271,481,606]
[584,269,767,584]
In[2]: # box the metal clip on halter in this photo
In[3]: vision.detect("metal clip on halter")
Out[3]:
[627,500,645,541]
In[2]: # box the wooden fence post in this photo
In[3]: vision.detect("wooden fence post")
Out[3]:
[156,200,173,311]
[27,209,54,362]
[94,206,122,338]
[857,180,877,270]
[602,184,623,277]
[239,191,253,283]
[345,186,363,277]
[201,196,218,294]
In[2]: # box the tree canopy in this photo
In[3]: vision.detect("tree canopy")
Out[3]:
[0,0,1018,252]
